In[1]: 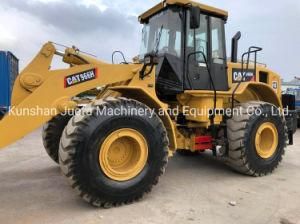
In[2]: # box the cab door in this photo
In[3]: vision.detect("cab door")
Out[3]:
[210,17,228,91]
[185,13,210,90]
[184,12,228,91]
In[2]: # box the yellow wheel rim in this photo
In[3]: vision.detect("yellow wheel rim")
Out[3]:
[99,128,148,181]
[255,122,278,159]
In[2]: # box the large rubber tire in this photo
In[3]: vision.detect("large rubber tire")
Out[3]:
[226,102,287,176]
[42,114,72,163]
[59,97,169,207]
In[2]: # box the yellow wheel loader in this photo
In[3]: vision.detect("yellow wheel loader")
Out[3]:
[0,0,297,207]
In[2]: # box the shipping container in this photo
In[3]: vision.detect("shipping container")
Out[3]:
[0,51,19,114]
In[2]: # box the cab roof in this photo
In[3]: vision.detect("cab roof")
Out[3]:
[139,0,228,23]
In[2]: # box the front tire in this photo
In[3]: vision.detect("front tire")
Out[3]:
[42,114,72,163]
[226,102,287,176]
[59,98,169,207]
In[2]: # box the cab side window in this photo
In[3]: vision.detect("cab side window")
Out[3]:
[186,14,208,62]
[211,17,225,64]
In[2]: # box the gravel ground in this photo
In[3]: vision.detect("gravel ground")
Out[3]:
[0,129,299,224]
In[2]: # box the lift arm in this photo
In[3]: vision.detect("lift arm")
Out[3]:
[0,42,141,149]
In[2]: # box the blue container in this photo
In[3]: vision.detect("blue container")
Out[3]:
[0,51,19,114]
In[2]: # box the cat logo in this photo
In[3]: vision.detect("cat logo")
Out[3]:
[232,68,255,83]
[64,69,98,88]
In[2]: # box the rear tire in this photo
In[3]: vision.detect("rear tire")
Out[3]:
[42,114,72,163]
[226,102,287,176]
[59,97,169,207]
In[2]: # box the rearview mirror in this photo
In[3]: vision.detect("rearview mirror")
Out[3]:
[190,7,201,29]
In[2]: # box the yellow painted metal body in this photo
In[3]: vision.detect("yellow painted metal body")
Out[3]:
[99,128,148,181]
[139,0,228,22]
[227,62,282,106]
[177,82,282,127]
[177,92,225,126]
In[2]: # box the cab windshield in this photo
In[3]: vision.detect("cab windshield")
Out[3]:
[139,7,183,60]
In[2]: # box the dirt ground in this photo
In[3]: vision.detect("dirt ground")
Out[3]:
[0,129,299,224]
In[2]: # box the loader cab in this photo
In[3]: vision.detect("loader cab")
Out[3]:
[185,10,228,91]
[138,3,228,101]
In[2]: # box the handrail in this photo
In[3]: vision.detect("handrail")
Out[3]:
[231,46,263,112]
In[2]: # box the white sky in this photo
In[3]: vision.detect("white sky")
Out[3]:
[0,0,299,80]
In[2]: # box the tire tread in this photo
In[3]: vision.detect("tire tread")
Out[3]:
[59,97,169,207]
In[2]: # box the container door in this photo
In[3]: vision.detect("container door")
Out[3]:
[0,52,9,112]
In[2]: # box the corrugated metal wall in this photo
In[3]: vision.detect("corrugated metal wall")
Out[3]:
[0,51,19,113]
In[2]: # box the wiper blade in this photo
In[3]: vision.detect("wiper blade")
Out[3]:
[154,25,164,55]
